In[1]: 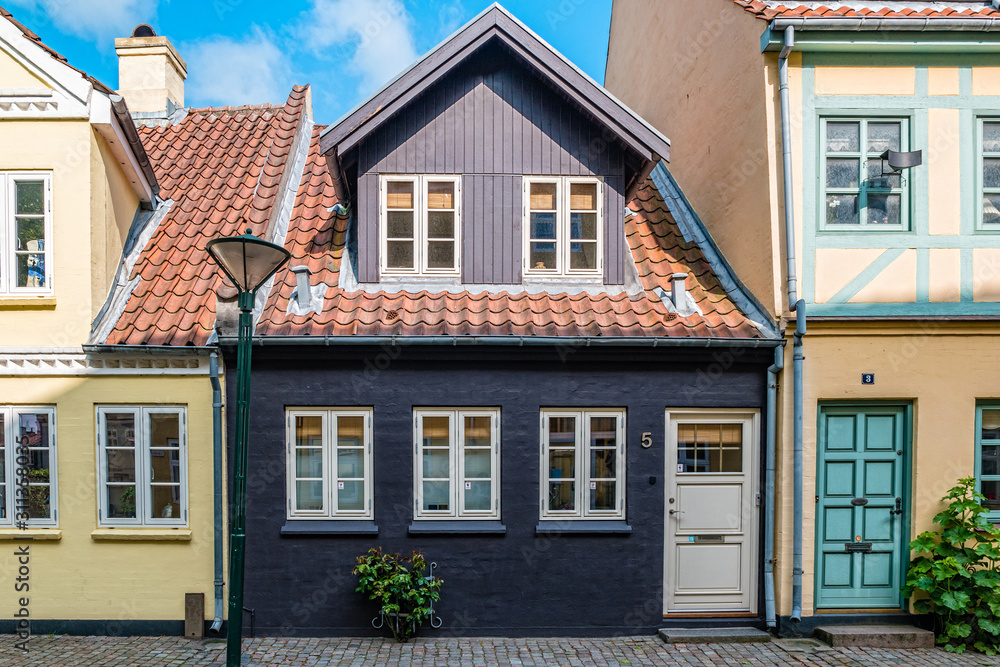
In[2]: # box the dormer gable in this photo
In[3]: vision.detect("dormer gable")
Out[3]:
[320,3,670,288]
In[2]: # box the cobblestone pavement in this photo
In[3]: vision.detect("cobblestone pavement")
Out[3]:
[3,635,1000,666]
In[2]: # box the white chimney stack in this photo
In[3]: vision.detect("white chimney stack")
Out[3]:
[670,273,689,309]
[291,266,314,310]
[115,24,186,117]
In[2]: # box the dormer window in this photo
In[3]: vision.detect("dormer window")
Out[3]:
[523,177,602,277]
[380,175,461,276]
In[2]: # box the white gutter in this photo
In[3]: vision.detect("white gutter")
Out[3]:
[770,17,1000,30]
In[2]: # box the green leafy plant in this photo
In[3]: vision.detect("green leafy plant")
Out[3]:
[119,486,136,517]
[353,547,442,642]
[902,477,1000,654]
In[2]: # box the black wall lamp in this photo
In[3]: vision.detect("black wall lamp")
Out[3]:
[880,149,923,174]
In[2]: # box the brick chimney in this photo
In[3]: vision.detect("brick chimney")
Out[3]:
[115,24,186,117]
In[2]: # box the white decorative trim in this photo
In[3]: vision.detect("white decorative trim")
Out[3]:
[89,200,173,345]
[0,350,209,376]
[252,114,314,327]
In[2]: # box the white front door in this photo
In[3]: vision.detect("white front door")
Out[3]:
[664,410,759,614]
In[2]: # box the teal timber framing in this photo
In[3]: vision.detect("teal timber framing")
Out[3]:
[801,53,1000,316]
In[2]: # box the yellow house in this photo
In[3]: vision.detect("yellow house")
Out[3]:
[608,0,1000,633]
[0,9,221,635]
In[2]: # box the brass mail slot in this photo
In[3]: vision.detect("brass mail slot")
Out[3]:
[844,542,873,553]
[693,535,725,543]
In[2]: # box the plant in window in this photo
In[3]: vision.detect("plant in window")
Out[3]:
[902,477,1000,655]
[353,547,442,642]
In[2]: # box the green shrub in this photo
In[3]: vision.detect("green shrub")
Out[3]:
[353,547,442,642]
[902,477,1000,654]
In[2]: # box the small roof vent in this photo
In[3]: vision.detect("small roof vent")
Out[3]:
[131,24,156,38]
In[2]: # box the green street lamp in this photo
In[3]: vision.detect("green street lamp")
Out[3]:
[206,229,290,667]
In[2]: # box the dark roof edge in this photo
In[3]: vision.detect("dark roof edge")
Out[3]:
[216,335,782,348]
[319,3,670,163]
[110,95,160,200]
[649,162,779,338]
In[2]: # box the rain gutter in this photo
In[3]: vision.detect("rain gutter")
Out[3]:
[770,17,1000,31]
[764,344,784,629]
[216,335,782,349]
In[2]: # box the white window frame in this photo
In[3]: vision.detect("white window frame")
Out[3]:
[286,408,373,520]
[413,408,500,520]
[0,406,58,527]
[539,409,626,520]
[522,176,603,277]
[0,172,53,294]
[96,406,188,527]
[819,117,909,231]
[379,174,462,276]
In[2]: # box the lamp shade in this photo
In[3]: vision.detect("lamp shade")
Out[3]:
[206,230,291,294]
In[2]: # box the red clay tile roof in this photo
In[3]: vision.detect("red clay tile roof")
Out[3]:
[0,4,115,94]
[734,0,1000,20]
[105,86,309,346]
[106,87,766,345]
[253,130,764,340]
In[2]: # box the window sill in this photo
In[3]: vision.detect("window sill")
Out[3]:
[281,520,378,536]
[0,296,56,309]
[408,521,506,535]
[91,527,191,541]
[535,521,632,535]
[0,528,61,540]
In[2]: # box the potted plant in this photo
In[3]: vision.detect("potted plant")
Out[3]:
[353,547,442,642]
[902,477,1000,654]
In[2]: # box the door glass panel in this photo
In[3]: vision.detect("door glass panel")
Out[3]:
[677,423,742,473]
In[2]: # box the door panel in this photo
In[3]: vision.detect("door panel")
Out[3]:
[664,412,758,614]
[815,405,907,609]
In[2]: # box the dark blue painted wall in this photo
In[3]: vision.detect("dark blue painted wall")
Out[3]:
[227,345,769,636]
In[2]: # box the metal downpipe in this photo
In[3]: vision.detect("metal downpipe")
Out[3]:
[764,345,784,629]
[210,353,225,634]
[791,303,806,623]
[779,25,805,624]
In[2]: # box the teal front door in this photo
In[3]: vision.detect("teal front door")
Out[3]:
[815,405,908,609]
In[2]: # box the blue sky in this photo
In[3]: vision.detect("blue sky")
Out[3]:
[5,0,612,124]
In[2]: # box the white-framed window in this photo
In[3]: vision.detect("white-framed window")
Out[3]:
[979,119,1000,229]
[540,409,625,520]
[414,408,500,520]
[523,177,602,277]
[821,118,909,230]
[380,175,461,275]
[0,407,57,527]
[287,408,373,520]
[0,172,53,294]
[97,406,187,526]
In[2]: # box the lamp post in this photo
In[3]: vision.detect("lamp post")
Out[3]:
[206,229,290,667]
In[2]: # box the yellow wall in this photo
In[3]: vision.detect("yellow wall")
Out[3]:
[91,130,140,315]
[606,0,785,316]
[0,373,219,621]
[0,50,48,89]
[776,323,1000,616]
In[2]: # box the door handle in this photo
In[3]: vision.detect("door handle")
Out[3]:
[890,497,903,515]
[669,509,682,515]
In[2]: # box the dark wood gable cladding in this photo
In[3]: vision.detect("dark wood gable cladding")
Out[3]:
[322,4,670,286]
[356,45,627,284]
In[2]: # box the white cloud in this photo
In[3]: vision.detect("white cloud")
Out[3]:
[183,28,291,107]
[437,0,465,38]
[5,0,158,44]
[303,0,418,98]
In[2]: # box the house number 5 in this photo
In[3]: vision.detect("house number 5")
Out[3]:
[641,432,652,448]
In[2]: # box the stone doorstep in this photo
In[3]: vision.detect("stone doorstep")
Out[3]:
[814,624,935,649]
[657,627,772,644]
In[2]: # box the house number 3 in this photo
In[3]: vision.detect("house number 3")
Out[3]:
[641,432,652,448]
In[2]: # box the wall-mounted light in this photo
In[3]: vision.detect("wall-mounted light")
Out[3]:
[880,149,922,174]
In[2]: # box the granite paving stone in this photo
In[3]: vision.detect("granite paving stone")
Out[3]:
[1,634,1000,666]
